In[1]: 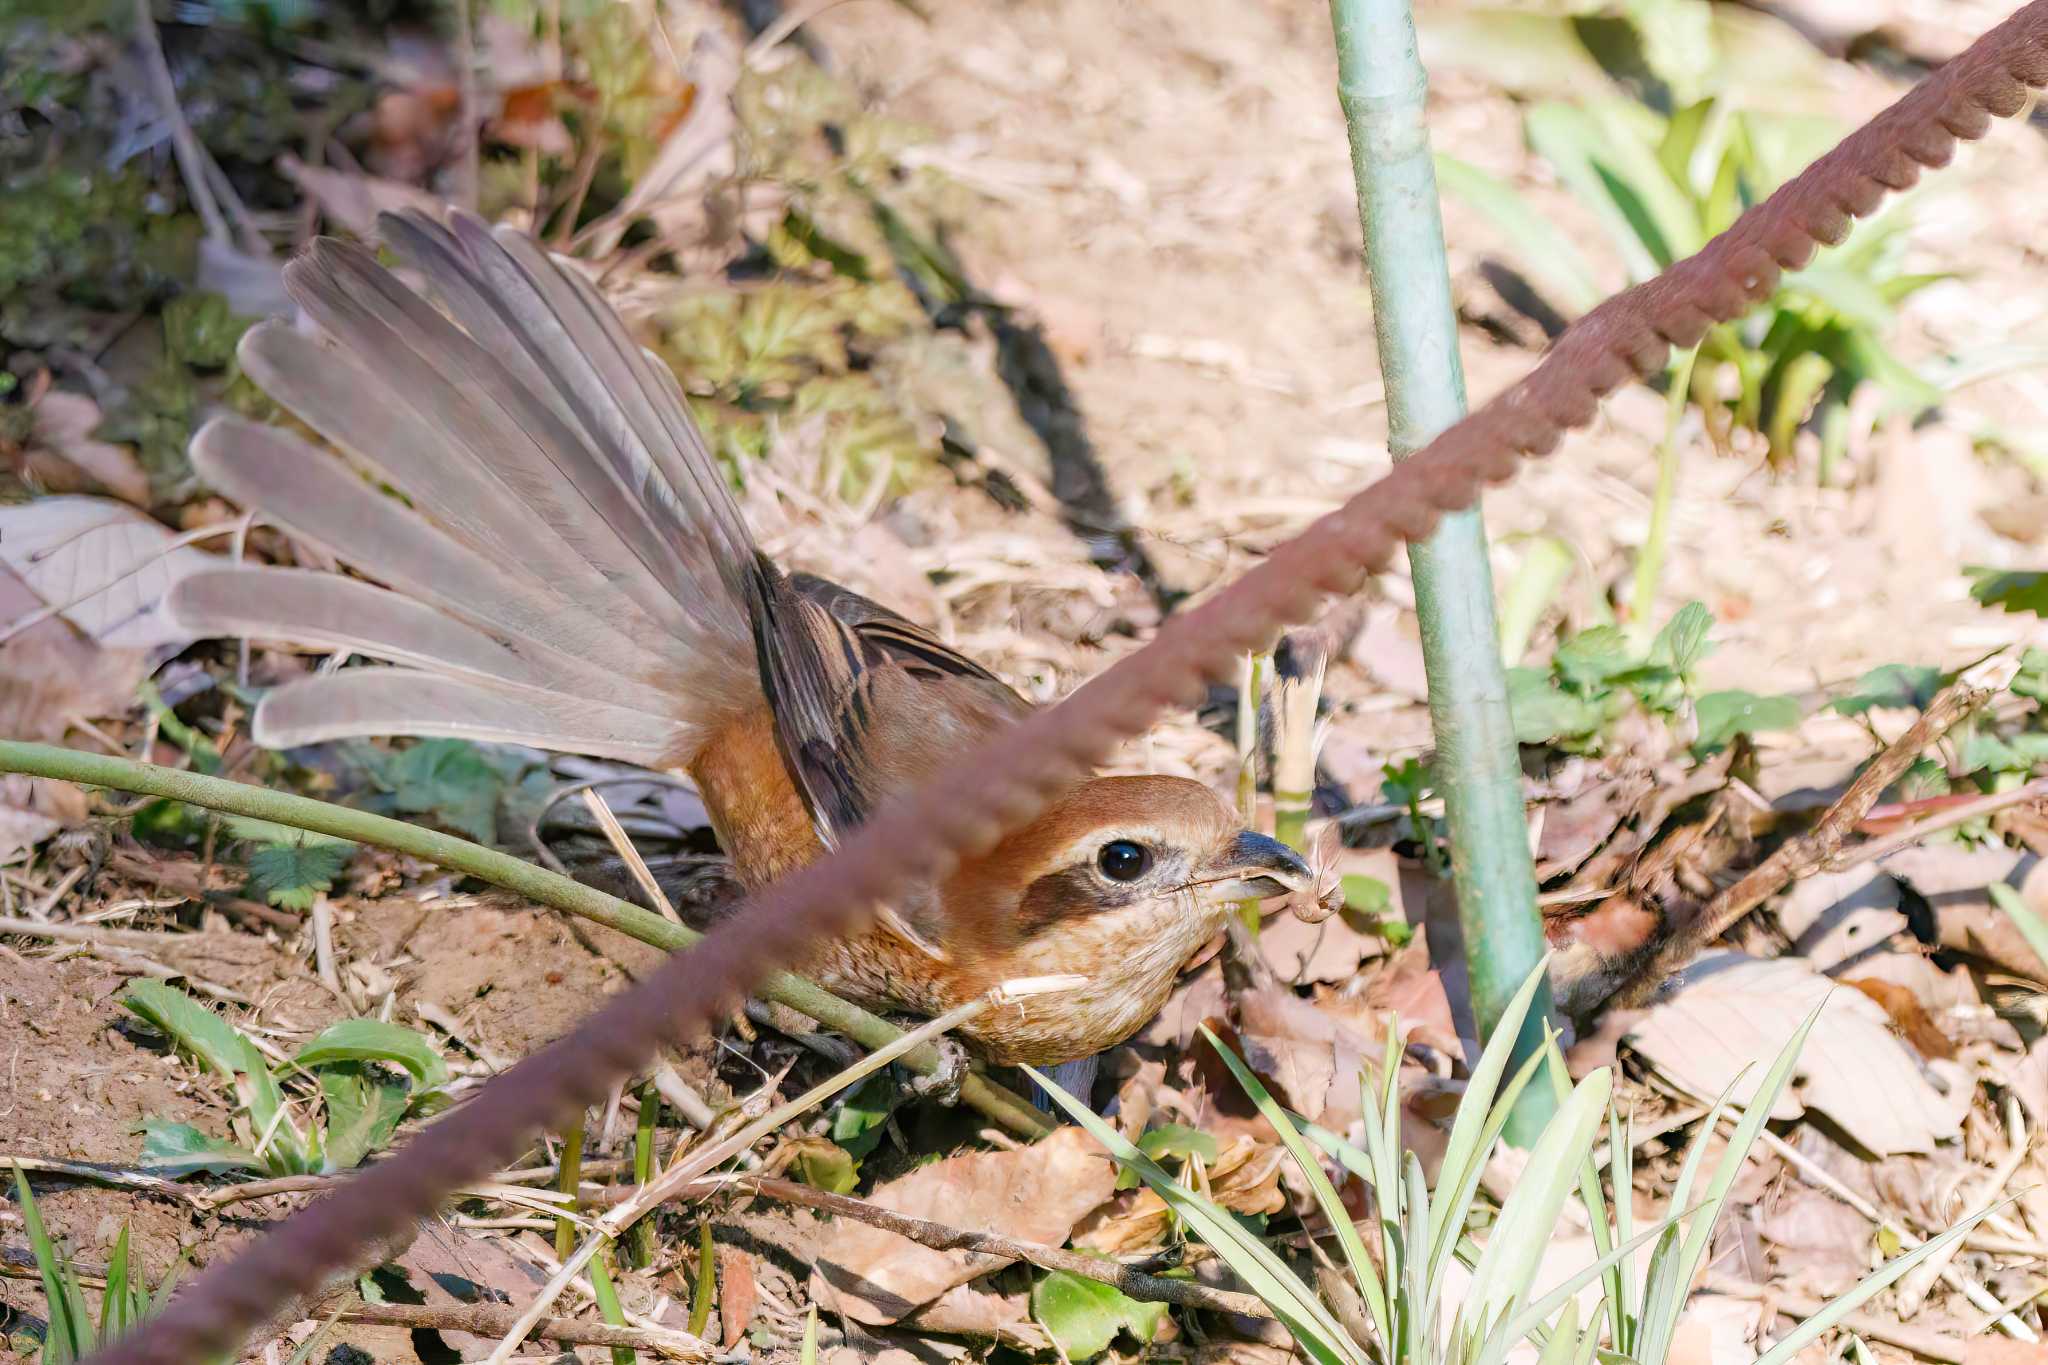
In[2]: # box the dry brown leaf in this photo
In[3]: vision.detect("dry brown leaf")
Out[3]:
[1667,1296,1767,1365]
[1258,906,1384,985]
[1773,868,1907,972]
[1626,952,1974,1155]
[1842,976,1955,1061]
[811,1125,1114,1326]
[1225,986,1388,1128]
[279,153,446,238]
[717,1245,757,1350]
[0,570,152,742]
[1755,1188,1873,1295]
[900,1279,1045,1349]
[1965,1339,2048,1365]
[1881,844,2048,980]
[396,1230,548,1358]
[14,391,149,505]
[1071,1133,1285,1256]
[0,774,88,861]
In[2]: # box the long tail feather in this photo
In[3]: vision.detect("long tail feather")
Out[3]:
[253,671,688,765]
[183,418,678,703]
[179,206,770,763]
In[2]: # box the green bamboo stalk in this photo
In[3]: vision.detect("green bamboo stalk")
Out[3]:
[0,740,1051,1139]
[1327,0,1557,1142]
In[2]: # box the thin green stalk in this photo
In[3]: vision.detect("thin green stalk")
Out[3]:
[1235,651,1270,935]
[0,740,1051,1139]
[555,1122,585,1262]
[586,1246,636,1365]
[1328,0,1556,1142]
[627,1078,660,1268]
[1627,345,1701,656]
[688,1223,716,1339]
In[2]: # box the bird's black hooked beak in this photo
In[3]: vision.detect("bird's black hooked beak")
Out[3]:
[1198,829,1314,900]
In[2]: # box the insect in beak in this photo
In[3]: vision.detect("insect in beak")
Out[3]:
[1195,830,1315,900]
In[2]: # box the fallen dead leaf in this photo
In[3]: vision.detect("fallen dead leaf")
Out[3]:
[1754,1188,1873,1295]
[0,773,88,861]
[279,153,447,238]
[1072,1134,1285,1256]
[0,496,218,650]
[1668,1295,1767,1365]
[1965,1339,2048,1365]
[900,1279,1046,1349]
[1842,976,1955,1061]
[718,1245,757,1350]
[1772,867,1906,972]
[1625,952,1974,1155]
[0,569,152,742]
[10,390,149,505]
[812,1125,1115,1326]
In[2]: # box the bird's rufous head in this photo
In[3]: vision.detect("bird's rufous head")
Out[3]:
[946,774,1314,943]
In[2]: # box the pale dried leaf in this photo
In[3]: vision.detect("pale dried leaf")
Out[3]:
[1626,952,1974,1155]
[0,774,88,861]
[1755,1188,1873,1295]
[279,153,445,237]
[1772,867,1906,972]
[812,1125,1115,1325]
[0,568,151,741]
[27,392,149,505]
[0,496,216,650]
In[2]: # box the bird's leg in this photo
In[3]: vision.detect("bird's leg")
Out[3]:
[905,1035,970,1106]
[1028,1054,1101,1115]
[880,1013,970,1106]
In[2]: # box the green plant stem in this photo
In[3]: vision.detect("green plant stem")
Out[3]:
[555,1122,585,1262]
[585,1245,636,1365]
[1627,345,1700,655]
[688,1223,715,1339]
[1328,0,1556,1143]
[1234,651,1269,935]
[627,1078,659,1269]
[0,741,1051,1139]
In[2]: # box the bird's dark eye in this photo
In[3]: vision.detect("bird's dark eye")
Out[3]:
[1096,840,1152,882]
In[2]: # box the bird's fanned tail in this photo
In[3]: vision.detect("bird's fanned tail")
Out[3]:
[167,208,762,765]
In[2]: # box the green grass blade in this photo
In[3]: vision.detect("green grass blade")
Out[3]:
[14,1165,91,1363]
[587,1246,637,1365]
[1201,1026,1392,1348]
[1030,1066,1365,1365]
[1462,1068,1612,1335]
[1431,959,1551,1249]
[1752,1205,2004,1365]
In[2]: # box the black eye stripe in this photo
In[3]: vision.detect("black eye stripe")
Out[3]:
[1096,840,1152,882]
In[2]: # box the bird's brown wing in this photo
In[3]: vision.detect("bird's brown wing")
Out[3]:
[743,559,1029,955]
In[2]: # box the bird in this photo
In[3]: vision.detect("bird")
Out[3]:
[165,208,1313,1101]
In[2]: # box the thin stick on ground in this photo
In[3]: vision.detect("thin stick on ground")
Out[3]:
[482,980,1075,1364]
[329,1300,718,1360]
[1612,671,1999,1008]
[0,741,1052,1138]
[588,1170,1277,1321]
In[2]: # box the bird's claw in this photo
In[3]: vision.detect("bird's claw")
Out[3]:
[906,1035,970,1106]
